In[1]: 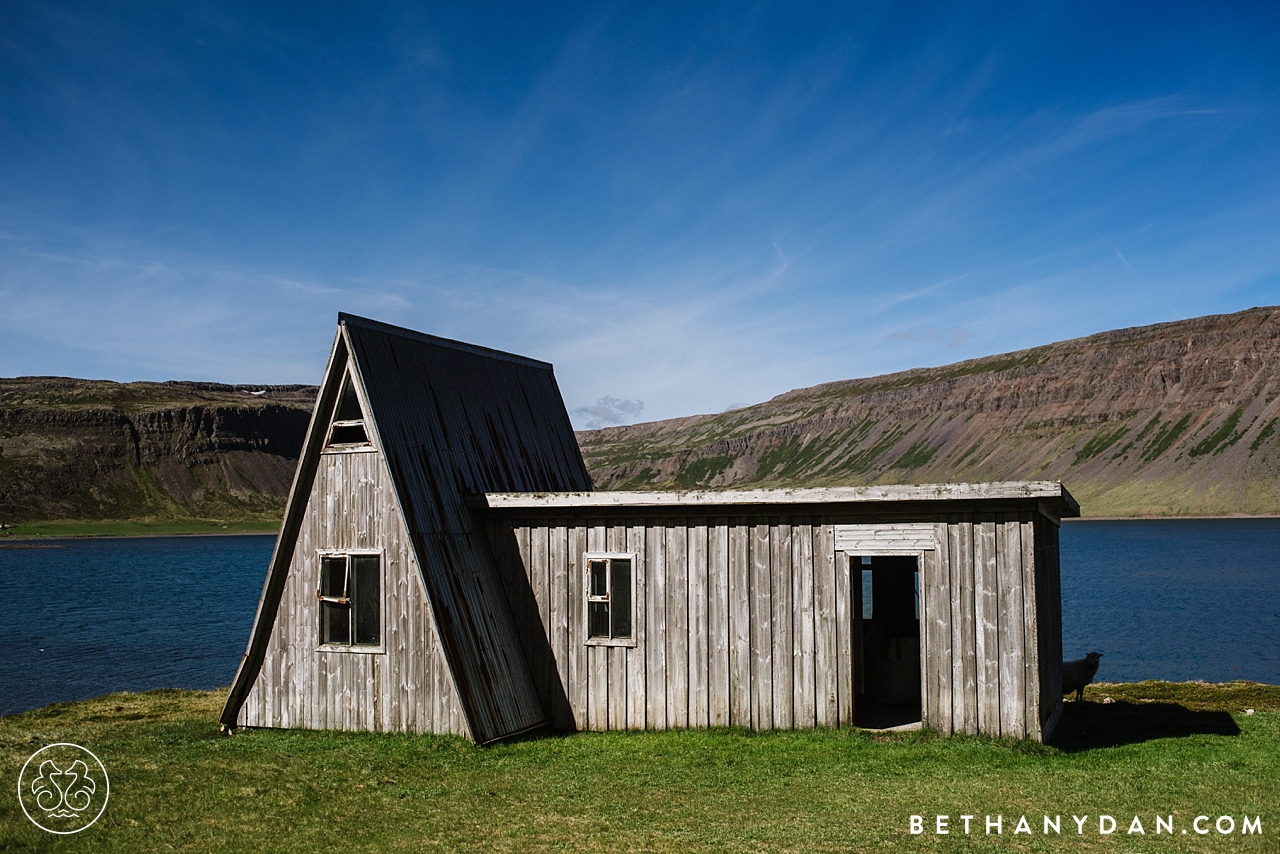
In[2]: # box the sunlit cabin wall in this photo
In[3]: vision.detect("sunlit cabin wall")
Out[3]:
[238,448,468,736]
[486,508,1063,743]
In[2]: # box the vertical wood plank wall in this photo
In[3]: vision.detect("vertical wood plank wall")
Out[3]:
[239,450,468,736]
[491,510,1061,741]
[920,513,1056,741]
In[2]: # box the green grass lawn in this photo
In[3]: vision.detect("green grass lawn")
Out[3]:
[1,683,1277,852]
[0,519,280,539]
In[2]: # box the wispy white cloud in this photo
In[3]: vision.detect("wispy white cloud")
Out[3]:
[572,396,644,429]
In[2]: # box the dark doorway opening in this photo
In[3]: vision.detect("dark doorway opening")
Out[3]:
[853,555,922,729]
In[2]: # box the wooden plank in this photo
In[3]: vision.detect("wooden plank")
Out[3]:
[383,513,400,732]
[792,518,816,729]
[708,520,730,727]
[281,514,298,727]
[312,478,328,730]
[262,614,276,727]
[548,523,571,729]
[835,544,852,727]
[588,525,608,731]
[361,655,373,731]
[281,550,292,725]
[531,525,551,719]
[402,545,416,734]
[1033,518,1049,737]
[609,645,627,731]
[924,523,950,734]
[750,521,773,730]
[947,523,966,733]
[957,522,978,735]
[568,525,587,729]
[344,650,355,732]
[325,651,337,732]
[646,523,668,730]
[666,522,690,728]
[939,520,955,735]
[688,520,710,728]
[813,522,837,727]
[771,520,793,728]
[588,644,608,732]
[1021,518,1040,741]
[926,540,936,727]
[975,521,999,737]
[627,522,647,729]
[609,524,628,731]
[728,521,751,727]
[996,519,1026,738]
[387,500,406,732]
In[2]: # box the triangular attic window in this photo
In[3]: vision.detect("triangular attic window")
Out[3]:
[326,373,369,447]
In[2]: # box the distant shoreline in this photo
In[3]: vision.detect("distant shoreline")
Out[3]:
[0,521,280,540]
[4,513,1280,542]
[0,530,278,544]
[1063,513,1280,522]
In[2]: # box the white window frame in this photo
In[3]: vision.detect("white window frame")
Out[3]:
[315,549,386,654]
[583,552,637,648]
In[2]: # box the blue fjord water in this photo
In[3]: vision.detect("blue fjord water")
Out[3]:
[1059,518,1280,686]
[1,534,275,717]
[1,520,1277,717]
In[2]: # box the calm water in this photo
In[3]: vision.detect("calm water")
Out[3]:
[1,520,1277,717]
[0,535,275,717]
[1059,518,1280,685]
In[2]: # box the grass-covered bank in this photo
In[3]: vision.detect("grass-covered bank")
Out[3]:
[0,519,280,539]
[2,684,1277,852]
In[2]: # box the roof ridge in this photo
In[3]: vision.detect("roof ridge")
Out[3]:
[338,312,553,371]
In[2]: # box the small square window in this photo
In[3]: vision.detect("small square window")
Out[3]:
[317,552,382,650]
[584,553,635,646]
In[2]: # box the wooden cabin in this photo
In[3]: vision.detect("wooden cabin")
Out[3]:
[222,315,1078,744]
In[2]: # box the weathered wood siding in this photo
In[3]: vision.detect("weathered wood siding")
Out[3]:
[487,516,848,731]
[489,509,1062,741]
[913,513,1053,740]
[239,448,468,736]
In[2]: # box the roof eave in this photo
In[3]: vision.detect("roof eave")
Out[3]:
[474,481,1082,518]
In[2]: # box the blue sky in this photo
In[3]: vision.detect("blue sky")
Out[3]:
[2,2,1279,427]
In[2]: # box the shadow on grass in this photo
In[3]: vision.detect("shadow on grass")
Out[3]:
[1050,699,1240,752]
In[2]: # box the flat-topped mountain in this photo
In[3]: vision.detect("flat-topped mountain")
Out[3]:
[0,379,315,523]
[4,306,1280,523]
[577,306,1280,517]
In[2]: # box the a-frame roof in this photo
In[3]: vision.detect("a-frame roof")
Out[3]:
[221,314,592,742]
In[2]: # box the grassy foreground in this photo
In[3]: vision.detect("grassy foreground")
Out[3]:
[1,684,1277,852]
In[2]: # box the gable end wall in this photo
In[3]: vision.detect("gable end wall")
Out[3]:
[238,447,468,735]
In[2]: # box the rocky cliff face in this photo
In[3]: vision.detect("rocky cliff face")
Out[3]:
[577,306,1280,517]
[0,379,316,523]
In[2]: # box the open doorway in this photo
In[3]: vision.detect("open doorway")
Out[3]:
[852,554,922,729]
